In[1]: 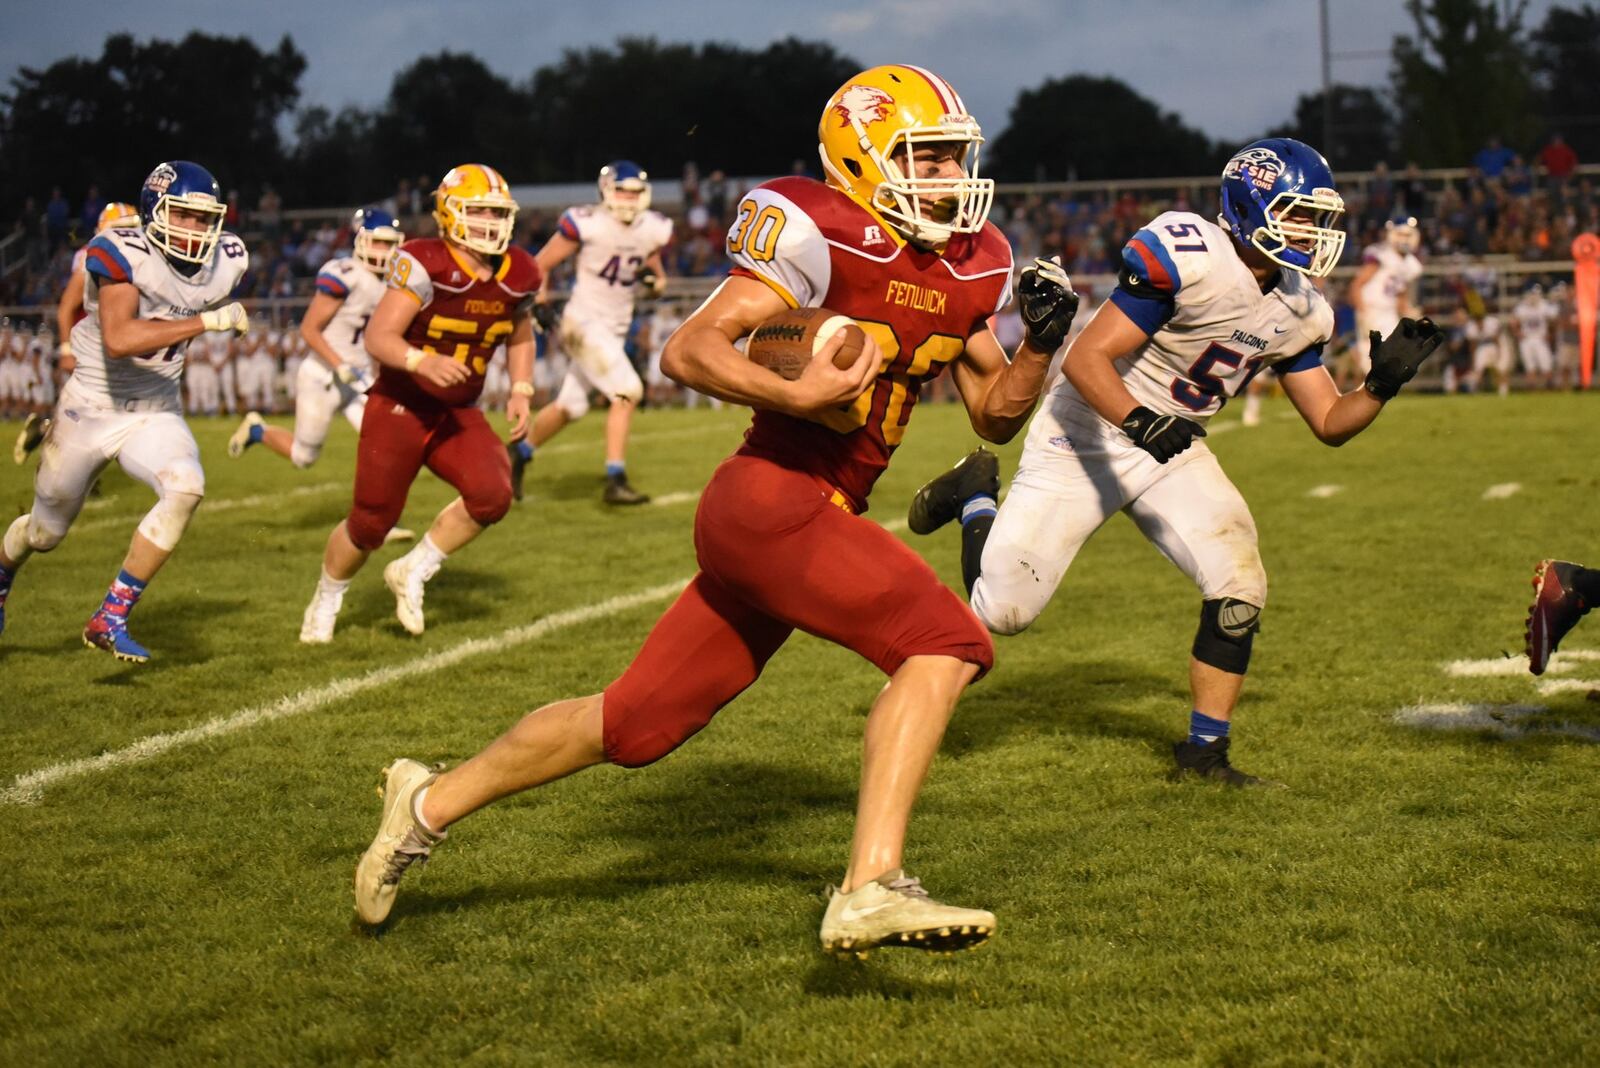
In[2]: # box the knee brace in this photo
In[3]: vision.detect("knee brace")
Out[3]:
[1192,597,1261,675]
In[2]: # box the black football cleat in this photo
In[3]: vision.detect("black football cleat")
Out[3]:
[507,442,530,502]
[1170,736,1278,788]
[603,473,650,506]
[1526,559,1590,676]
[907,448,999,536]
[13,413,49,464]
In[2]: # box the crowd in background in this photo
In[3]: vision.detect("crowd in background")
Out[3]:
[1,135,1595,417]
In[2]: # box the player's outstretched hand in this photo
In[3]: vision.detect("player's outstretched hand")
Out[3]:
[200,302,250,336]
[788,327,882,416]
[532,300,561,335]
[417,354,471,389]
[1121,404,1206,463]
[1018,256,1079,352]
[637,265,667,299]
[1364,316,1445,400]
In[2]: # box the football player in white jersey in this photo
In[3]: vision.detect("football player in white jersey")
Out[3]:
[1344,215,1424,388]
[911,138,1443,785]
[1511,283,1556,390]
[509,160,673,504]
[1465,307,1510,395]
[0,161,250,660]
[229,209,403,467]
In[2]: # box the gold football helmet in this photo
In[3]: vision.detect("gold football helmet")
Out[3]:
[434,164,518,256]
[818,65,994,248]
[95,202,139,233]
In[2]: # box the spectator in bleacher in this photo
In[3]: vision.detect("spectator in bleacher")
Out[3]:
[257,184,283,239]
[1540,133,1578,183]
[225,189,242,229]
[1473,136,1516,179]
[1399,162,1429,217]
[43,187,69,246]
[78,184,105,234]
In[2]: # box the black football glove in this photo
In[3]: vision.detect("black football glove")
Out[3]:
[532,300,561,335]
[1017,256,1080,352]
[1121,405,1206,463]
[1363,316,1445,400]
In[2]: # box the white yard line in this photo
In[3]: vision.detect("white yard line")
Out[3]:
[1393,701,1600,743]
[648,491,700,508]
[1444,650,1600,677]
[1482,482,1522,500]
[1307,484,1344,499]
[0,579,689,807]
[75,481,342,534]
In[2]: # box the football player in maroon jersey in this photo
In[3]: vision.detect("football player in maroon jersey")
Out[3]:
[355,68,1078,956]
[300,165,539,643]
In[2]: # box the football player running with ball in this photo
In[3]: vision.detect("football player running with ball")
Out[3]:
[354,66,1080,957]
[910,138,1443,786]
[299,165,538,643]
[228,208,404,469]
[0,162,250,660]
[509,161,672,505]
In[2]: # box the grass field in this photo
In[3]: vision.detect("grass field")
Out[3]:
[1,392,1597,1067]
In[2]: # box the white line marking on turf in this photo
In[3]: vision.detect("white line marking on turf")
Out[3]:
[0,579,689,807]
[649,491,700,507]
[1482,482,1522,500]
[1307,484,1344,498]
[1393,702,1600,743]
[1445,650,1600,677]
[1536,678,1600,696]
[75,482,342,533]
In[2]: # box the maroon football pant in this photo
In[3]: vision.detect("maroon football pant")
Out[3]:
[602,454,994,767]
[345,393,512,550]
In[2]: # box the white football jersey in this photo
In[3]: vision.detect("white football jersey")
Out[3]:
[1465,315,1502,347]
[70,225,249,405]
[1512,295,1554,338]
[201,331,233,368]
[312,256,386,368]
[558,205,673,334]
[1357,244,1422,327]
[1065,211,1334,424]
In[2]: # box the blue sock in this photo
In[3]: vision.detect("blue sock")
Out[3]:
[100,569,148,621]
[1188,711,1230,745]
[248,422,265,444]
[605,461,626,479]
[959,493,997,527]
[0,560,13,595]
[513,440,533,462]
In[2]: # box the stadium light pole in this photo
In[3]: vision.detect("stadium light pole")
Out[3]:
[1320,0,1333,155]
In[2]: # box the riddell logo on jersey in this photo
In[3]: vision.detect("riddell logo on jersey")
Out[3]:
[885,279,947,315]
[465,299,506,315]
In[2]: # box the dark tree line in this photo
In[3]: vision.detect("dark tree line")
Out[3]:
[2,4,1598,215]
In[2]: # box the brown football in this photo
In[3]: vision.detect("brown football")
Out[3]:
[746,307,867,381]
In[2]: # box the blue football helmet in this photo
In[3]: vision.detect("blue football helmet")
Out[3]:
[351,207,404,274]
[599,160,651,223]
[139,160,227,266]
[1385,214,1420,254]
[1219,138,1346,277]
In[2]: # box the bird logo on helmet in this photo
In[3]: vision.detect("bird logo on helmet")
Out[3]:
[433,164,518,257]
[351,207,404,274]
[1219,138,1347,277]
[95,202,139,234]
[817,64,994,250]
[139,160,228,267]
[599,161,652,224]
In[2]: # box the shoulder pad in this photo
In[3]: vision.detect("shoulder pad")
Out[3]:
[501,247,542,296]
[83,232,138,284]
[725,181,832,309]
[1121,211,1214,296]
[557,209,583,241]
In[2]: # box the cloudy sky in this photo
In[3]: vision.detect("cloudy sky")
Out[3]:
[1,0,1560,146]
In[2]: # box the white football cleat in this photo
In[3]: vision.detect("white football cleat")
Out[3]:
[299,581,346,644]
[354,759,445,925]
[227,411,265,459]
[820,869,996,958]
[383,557,426,635]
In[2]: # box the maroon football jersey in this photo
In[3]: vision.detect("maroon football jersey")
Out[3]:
[377,237,540,409]
[726,177,1012,512]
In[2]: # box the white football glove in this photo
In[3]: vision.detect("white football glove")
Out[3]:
[200,302,250,336]
[334,363,371,393]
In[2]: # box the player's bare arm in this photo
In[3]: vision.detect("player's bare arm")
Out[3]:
[299,292,351,373]
[950,259,1079,443]
[1278,364,1381,445]
[56,269,85,365]
[533,232,579,300]
[638,249,669,297]
[364,286,470,388]
[1061,297,1155,425]
[97,281,209,359]
[1348,260,1377,315]
[503,311,536,440]
[659,275,880,415]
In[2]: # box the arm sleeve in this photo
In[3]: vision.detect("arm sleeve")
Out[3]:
[1277,345,1325,374]
[724,186,830,309]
